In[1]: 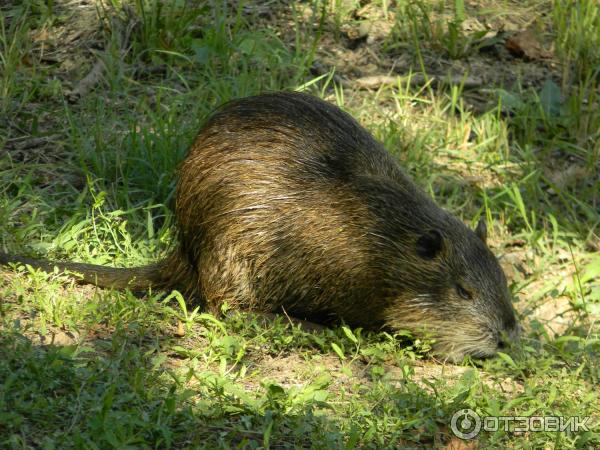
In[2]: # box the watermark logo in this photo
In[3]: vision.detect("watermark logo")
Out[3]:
[450,409,591,440]
[451,409,482,439]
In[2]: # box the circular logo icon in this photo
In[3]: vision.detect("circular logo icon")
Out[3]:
[451,408,481,439]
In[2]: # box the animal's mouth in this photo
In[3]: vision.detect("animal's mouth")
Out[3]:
[434,317,523,361]
[392,327,501,362]
[432,338,499,363]
[386,312,520,362]
[428,325,514,362]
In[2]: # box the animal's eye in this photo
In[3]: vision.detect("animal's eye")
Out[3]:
[456,284,472,300]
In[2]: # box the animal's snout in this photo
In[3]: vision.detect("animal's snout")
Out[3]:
[497,321,521,350]
[497,337,507,350]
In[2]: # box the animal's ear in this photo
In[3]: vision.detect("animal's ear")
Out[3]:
[474,218,487,244]
[416,230,444,259]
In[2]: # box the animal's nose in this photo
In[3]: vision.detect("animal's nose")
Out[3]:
[497,322,521,349]
[497,338,507,350]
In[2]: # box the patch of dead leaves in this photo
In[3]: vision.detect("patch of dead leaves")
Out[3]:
[505,29,553,60]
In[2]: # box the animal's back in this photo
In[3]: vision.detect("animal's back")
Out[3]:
[171,92,447,325]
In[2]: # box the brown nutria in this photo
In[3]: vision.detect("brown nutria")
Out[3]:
[0,91,520,361]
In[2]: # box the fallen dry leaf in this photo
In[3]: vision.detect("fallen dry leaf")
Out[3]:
[50,330,78,346]
[32,28,51,42]
[175,320,186,337]
[545,165,591,191]
[505,29,552,60]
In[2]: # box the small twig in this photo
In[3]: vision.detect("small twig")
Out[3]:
[280,306,295,328]
[353,73,484,90]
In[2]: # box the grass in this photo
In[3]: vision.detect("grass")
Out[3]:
[386,0,490,59]
[0,0,598,448]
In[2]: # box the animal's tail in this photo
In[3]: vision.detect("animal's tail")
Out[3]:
[0,252,166,291]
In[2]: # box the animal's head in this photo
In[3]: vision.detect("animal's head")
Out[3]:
[386,218,520,362]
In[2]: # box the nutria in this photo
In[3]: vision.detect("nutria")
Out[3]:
[0,91,519,361]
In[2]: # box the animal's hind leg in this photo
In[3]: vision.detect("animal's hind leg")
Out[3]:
[197,245,260,315]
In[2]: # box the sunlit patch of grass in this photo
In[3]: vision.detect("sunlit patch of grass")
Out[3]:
[385,0,491,59]
[553,0,600,84]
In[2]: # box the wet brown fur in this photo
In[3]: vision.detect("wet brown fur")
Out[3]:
[0,92,519,361]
